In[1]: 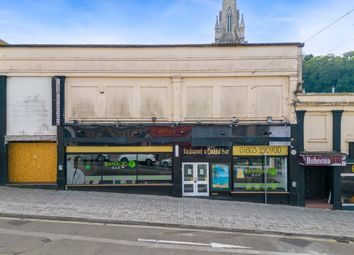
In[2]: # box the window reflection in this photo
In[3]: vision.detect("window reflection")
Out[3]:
[233,156,288,192]
[67,153,172,185]
[341,176,354,204]
[137,153,172,184]
[341,164,354,204]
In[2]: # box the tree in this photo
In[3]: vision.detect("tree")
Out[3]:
[303,51,354,93]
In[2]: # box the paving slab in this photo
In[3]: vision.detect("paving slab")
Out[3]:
[0,187,353,240]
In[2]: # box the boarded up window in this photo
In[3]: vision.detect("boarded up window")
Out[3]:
[8,143,57,183]
[7,77,56,136]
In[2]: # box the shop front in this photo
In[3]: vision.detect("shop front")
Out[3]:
[65,146,174,195]
[341,163,354,210]
[299,152,347,209]
[61,124,293,200]
[179,145,290,203]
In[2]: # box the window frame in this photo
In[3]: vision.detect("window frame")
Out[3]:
[232,155,288,193]
[65,152,173,186]
[341,163,354,207]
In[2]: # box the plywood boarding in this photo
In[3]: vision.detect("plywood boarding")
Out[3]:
[8,143,57,183]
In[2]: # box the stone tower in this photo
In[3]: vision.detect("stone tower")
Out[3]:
[215,0,246,44]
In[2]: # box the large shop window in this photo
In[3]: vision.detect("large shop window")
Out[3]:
[66,149,172,185]
[233,146,288,192]
[341,164,354,205]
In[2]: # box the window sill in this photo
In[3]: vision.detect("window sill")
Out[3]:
[231,191,289,195]
[66,184,173,187]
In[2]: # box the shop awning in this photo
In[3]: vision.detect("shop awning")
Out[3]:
[299,152,347,167]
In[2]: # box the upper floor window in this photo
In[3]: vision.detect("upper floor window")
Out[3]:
[227,13,232,32]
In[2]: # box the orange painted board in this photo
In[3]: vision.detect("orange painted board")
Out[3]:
[8,143,57,183]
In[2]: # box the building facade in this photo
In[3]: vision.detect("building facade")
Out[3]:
[0,43,304,203]
[295,93,354,210]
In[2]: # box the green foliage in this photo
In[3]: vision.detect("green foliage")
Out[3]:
[303,51,354,93]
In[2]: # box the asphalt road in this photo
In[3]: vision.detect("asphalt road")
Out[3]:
[0,217,352,255]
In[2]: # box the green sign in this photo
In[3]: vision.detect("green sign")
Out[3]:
[244,167,277,177]
[103,161,136,169]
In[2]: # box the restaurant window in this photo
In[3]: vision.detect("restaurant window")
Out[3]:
[137,153,172,184]
[341,164,354,205]
[66,152,172,185]
[232,146,289,193]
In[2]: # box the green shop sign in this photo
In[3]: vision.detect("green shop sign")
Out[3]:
[244,168,277,176]
[104,161,136,169]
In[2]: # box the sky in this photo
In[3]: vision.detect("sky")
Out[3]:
[0,0,353,55]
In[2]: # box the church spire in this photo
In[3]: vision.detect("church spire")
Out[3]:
[240,14,245,42]
[215,0,246,44]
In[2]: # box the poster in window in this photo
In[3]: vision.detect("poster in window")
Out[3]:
[211,164,230,191]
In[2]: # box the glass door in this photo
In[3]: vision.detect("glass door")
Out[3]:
[182,163,209,196]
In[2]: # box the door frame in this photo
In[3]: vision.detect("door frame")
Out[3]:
[182,162,209,197]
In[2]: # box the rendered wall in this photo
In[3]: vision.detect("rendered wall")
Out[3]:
[297,93,354,154]
[8,143,57,183]
[304,111,333,152]
[0,45,303,124]
[65,76,289,123]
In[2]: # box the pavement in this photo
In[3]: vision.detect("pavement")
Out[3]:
[0,187,353,241]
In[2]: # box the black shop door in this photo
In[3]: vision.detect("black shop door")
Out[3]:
[305,167,331,200]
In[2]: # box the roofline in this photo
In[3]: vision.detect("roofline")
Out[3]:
[0,42,305,48]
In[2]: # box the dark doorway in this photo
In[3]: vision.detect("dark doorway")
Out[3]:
[305,167,331,201]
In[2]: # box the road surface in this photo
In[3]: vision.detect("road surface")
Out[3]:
[0,217,352,255]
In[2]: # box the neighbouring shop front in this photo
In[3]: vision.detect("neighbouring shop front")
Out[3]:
[341,143,354,210]
[299,152,347,209]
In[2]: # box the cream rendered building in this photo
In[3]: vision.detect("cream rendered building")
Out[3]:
[295,93,354,209]
[0,43,304,203]
[0,44,302,124]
